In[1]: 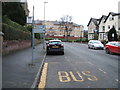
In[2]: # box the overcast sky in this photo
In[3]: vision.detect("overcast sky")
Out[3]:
[27,0,120,29]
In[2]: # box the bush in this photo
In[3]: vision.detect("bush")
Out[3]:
[2,23,31,40]
[101,40,108,45]
[3,16,29,32]
[81,38,88,42]
[67,39,76,42]
[45,38,54,41]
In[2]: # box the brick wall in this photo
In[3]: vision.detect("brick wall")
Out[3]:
[46,36,80,40]
[2,39,41,55]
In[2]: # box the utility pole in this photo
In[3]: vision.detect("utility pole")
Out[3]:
[43,2,48,49]
[29,5,34,66]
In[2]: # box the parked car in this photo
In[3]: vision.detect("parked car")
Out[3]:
[105,41,120,54]
[46,39,64,55]
[88,40,104,50]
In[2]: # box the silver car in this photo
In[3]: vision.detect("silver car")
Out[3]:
[88,40,104,50]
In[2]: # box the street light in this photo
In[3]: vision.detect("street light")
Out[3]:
[44,2,48,21]
[43,2,48,49]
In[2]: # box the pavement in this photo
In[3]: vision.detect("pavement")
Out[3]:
[2,44,46,88]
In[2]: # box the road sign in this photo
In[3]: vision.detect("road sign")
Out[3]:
[33,25,45,33]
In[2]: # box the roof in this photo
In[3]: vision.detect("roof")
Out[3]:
[73,23,80,26]
[98,15,107,25]
[51,21,60,25]
[87,18,100,27]
[104,12,120,23]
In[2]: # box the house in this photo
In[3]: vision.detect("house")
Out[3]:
[98,15,107,41]
[98,12,120,41]
[87,18,100,40]
[87,12,120,41]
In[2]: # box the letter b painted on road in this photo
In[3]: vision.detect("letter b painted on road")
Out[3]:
[58,71,71,82]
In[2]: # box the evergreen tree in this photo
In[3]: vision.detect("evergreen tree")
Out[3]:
[2,2,26,25]
[108,26,118,41]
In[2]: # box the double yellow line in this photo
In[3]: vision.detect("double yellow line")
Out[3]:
[38,63,48,89]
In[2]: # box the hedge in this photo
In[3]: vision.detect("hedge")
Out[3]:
[2,23,31,40]
[3,16,28,32]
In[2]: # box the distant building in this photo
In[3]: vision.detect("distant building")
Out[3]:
[34,20,84,37]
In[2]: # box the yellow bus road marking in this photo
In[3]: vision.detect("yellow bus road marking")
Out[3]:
[98,68,107,74]
[38,63,48,89]
[58,71,98,82]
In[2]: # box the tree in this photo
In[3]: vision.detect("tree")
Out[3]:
[108,26,118,41]
[2,2,26,25]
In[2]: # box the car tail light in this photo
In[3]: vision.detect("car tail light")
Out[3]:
[61,44,64,47]
[47,44,50,47]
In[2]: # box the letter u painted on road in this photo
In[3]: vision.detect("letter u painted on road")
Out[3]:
[69,72,84,82]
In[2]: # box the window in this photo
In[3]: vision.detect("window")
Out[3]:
[54,33,57,35]
[75,27,77,30]
[60,30,62,32]
[119,15,120,19]
[102,26,105,31]
[109,16,114,21]
[108,25,110,29]
[109,17,112,21]
[100,33,102,39]
[112,16,114,20]
[119,27,120,30]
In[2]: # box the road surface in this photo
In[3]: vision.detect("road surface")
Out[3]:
[38,42,119,89]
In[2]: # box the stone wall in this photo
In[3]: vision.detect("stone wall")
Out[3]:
[2,39,41,56]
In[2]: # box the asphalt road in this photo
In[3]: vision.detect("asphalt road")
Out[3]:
[39,42,119,89]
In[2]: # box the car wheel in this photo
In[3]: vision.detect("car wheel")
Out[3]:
[105,48,110,54]
[46,51,49,55]
[88,46,90,49]
[92,46,95,50]
[61,52,64,55]
[93,47,96,50]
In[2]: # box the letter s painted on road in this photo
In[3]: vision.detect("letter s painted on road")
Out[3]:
[82,71,98,81]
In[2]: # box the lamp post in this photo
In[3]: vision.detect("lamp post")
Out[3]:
[43,2,48,49]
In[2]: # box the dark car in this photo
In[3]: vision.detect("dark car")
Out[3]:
[46,40,64,55]
[105,41,120,54]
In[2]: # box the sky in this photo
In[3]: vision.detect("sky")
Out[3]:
[27,0,120,30]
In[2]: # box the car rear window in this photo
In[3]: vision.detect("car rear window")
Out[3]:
[108,42,120,46]
[49,41,62,44]
[92,41,101,44]
[114,42,120,46]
